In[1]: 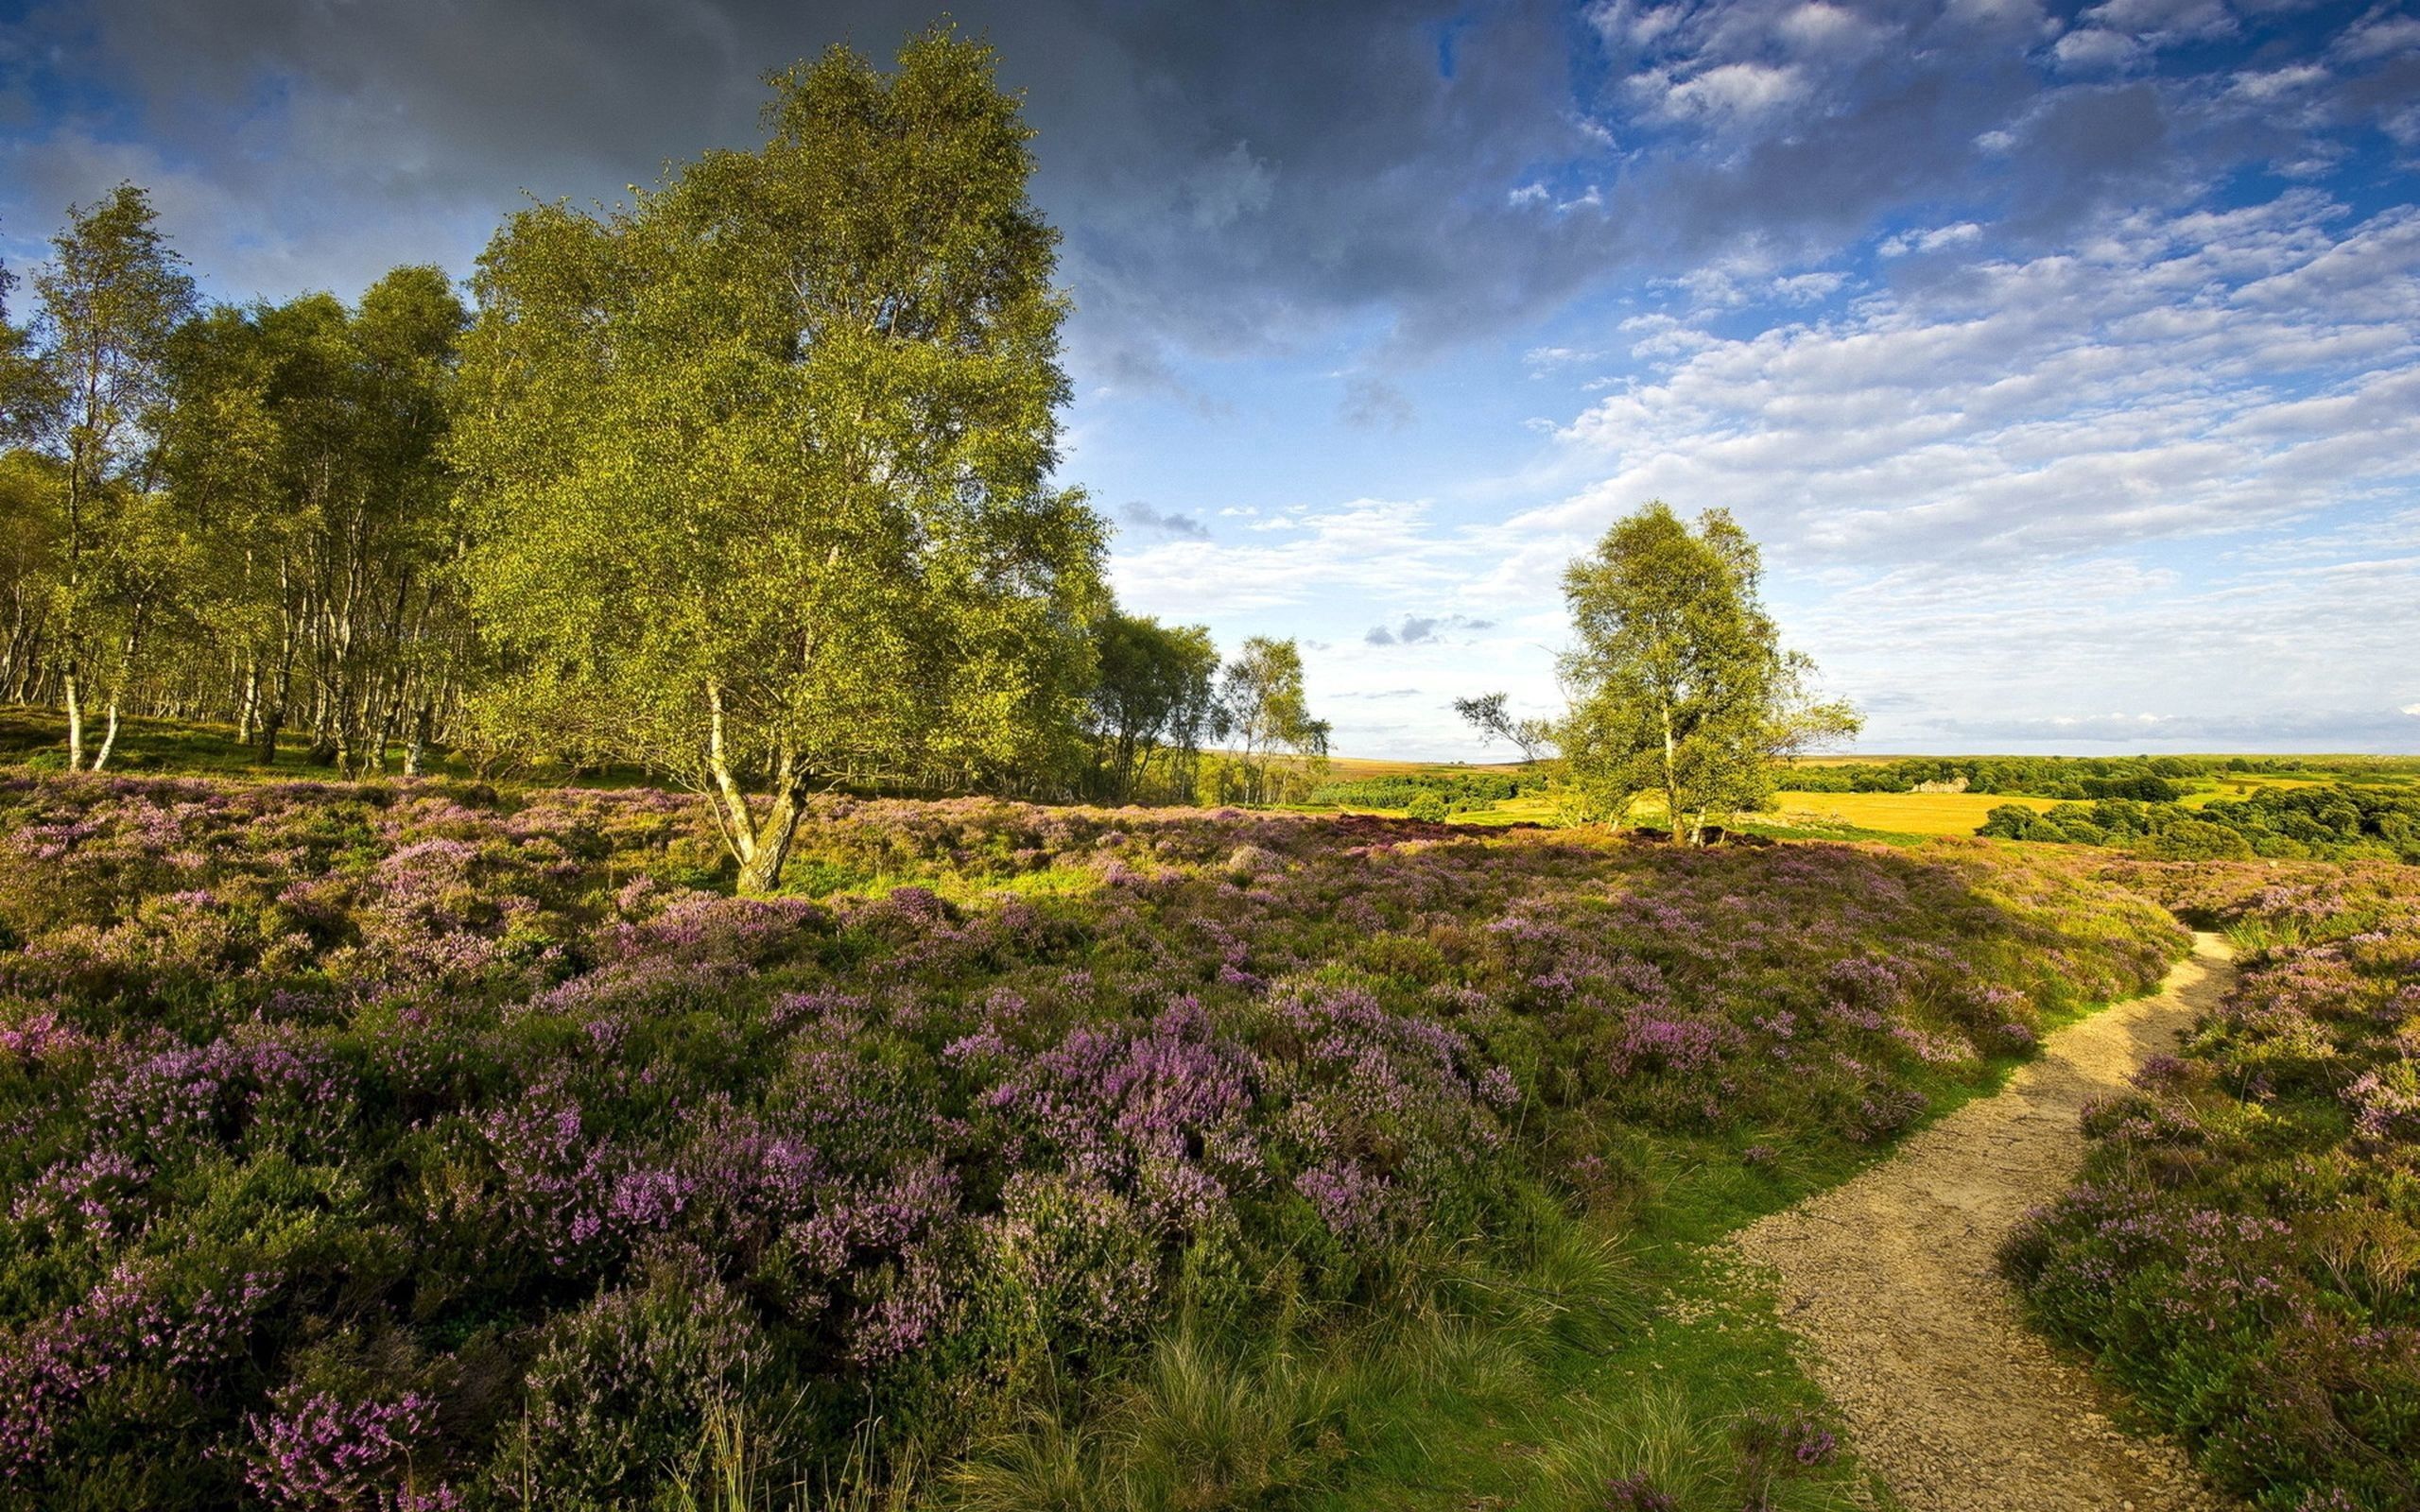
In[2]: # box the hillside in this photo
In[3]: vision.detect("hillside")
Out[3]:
[0,768,2187,1509]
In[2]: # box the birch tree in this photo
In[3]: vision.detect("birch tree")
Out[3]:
[1217,637,1329,806]
[1557,502,1858,842]
[156,270,468,774]
[31,184,198,769]
[455,28,1103,893]
[1085,611,1221,801]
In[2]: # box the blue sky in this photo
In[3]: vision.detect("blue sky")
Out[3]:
[4,0,2416,756]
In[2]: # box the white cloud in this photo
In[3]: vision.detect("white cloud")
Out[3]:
[2332,12,2420,63]
[1527,198,2420,572]
[1629,61,1808,123]
[2079,0,2236,44]
[2049,28,2143,72]
[2227,63,2329,102]
[1778,2,1886,53]
[1587,0,1690,52]
[1525,344,1606,368]
[1879,221,1985,257]
[1114,198,2420,755]
[1771,270,1848,302]
[1110,498,1462,615]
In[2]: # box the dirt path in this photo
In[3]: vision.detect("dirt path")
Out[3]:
[1734,933,2242,1512]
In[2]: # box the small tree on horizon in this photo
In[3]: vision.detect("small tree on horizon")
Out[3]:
[1452,691,1556,765]
[1556,501,1858,842]
[1217,636,1330,806]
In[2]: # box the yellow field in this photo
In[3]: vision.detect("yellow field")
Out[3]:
[1425,787,2054,836]
[1761,789,2057,835]
[1319,755,1527,779]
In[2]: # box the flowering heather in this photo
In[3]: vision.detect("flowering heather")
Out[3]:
[0,771,2178,1506]
[2006,858,2420,1512]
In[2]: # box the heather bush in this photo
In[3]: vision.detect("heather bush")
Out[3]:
[2006,858,2420,1511]
[0,770,2180,1506]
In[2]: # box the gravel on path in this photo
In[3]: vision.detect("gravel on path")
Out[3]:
[1734,932,2244,1512]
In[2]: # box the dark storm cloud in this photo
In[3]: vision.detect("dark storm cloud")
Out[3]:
[1,0,2398,373]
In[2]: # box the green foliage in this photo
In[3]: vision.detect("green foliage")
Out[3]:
[0,769,2181,1506]
[1309,769,1542,814]
[25,182,199,770]
[1557,503,1857,842]
[2137,817,2255,861]
[494,1246,776,1510]
[1214,637,1329,807]
[2007,863,2420,1510]
[0,248,60,448]
[155,266,470,775]
[1977,782,2420,863]
[1081,612,1220,804]
[1792,752,2420,801]
[1452,692,1556,765]
[453,28,1106,888]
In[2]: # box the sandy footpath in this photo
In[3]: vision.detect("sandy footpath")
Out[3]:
[1734,934,2244,1512]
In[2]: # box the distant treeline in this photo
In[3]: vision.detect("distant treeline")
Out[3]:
[1308,768,1547,816]
[1979,783,2420,864]
[1786,754,2411,800]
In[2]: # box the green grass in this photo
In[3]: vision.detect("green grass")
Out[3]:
[942,1193,1881,1512]
[0,703,674,787]
[938,960,2177,1512]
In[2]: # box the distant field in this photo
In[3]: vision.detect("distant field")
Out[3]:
[1319,755,1525,779]
[2179,776,2328,805]
[1306,773,2066,838]
[1320,786,2062,839]
[1765,789,2057,836]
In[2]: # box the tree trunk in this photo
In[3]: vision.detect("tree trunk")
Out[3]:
[1660,699,1685,844]
[734,787,805,896]
[64,668,86,771]
[93,699,122,772]
[235,658,259,745]
[403,703,432,777]
[703,680,810,895]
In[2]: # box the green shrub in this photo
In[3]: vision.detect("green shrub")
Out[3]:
[2137,819,2255,861]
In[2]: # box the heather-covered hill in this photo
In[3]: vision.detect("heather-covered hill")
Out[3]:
[0,773,2183,1508]
[2008,860,2420,1511]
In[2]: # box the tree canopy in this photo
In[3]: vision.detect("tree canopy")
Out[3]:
[1216,636,1331,806]
[1557,502,1857,841]
[453,28,1106,891]
[1084,610,1222,803]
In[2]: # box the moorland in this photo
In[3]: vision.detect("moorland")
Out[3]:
[0,716,2414,1510]
[1,24,2413,1512]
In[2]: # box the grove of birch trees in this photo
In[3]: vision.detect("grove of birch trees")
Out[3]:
[0,30,1332,885]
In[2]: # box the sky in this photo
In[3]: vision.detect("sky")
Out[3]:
[2,0,2416,758]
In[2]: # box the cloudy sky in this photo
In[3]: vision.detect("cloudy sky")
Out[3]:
[4,0,2416,756]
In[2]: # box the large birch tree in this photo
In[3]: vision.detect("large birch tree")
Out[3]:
[454,28,1103,893]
